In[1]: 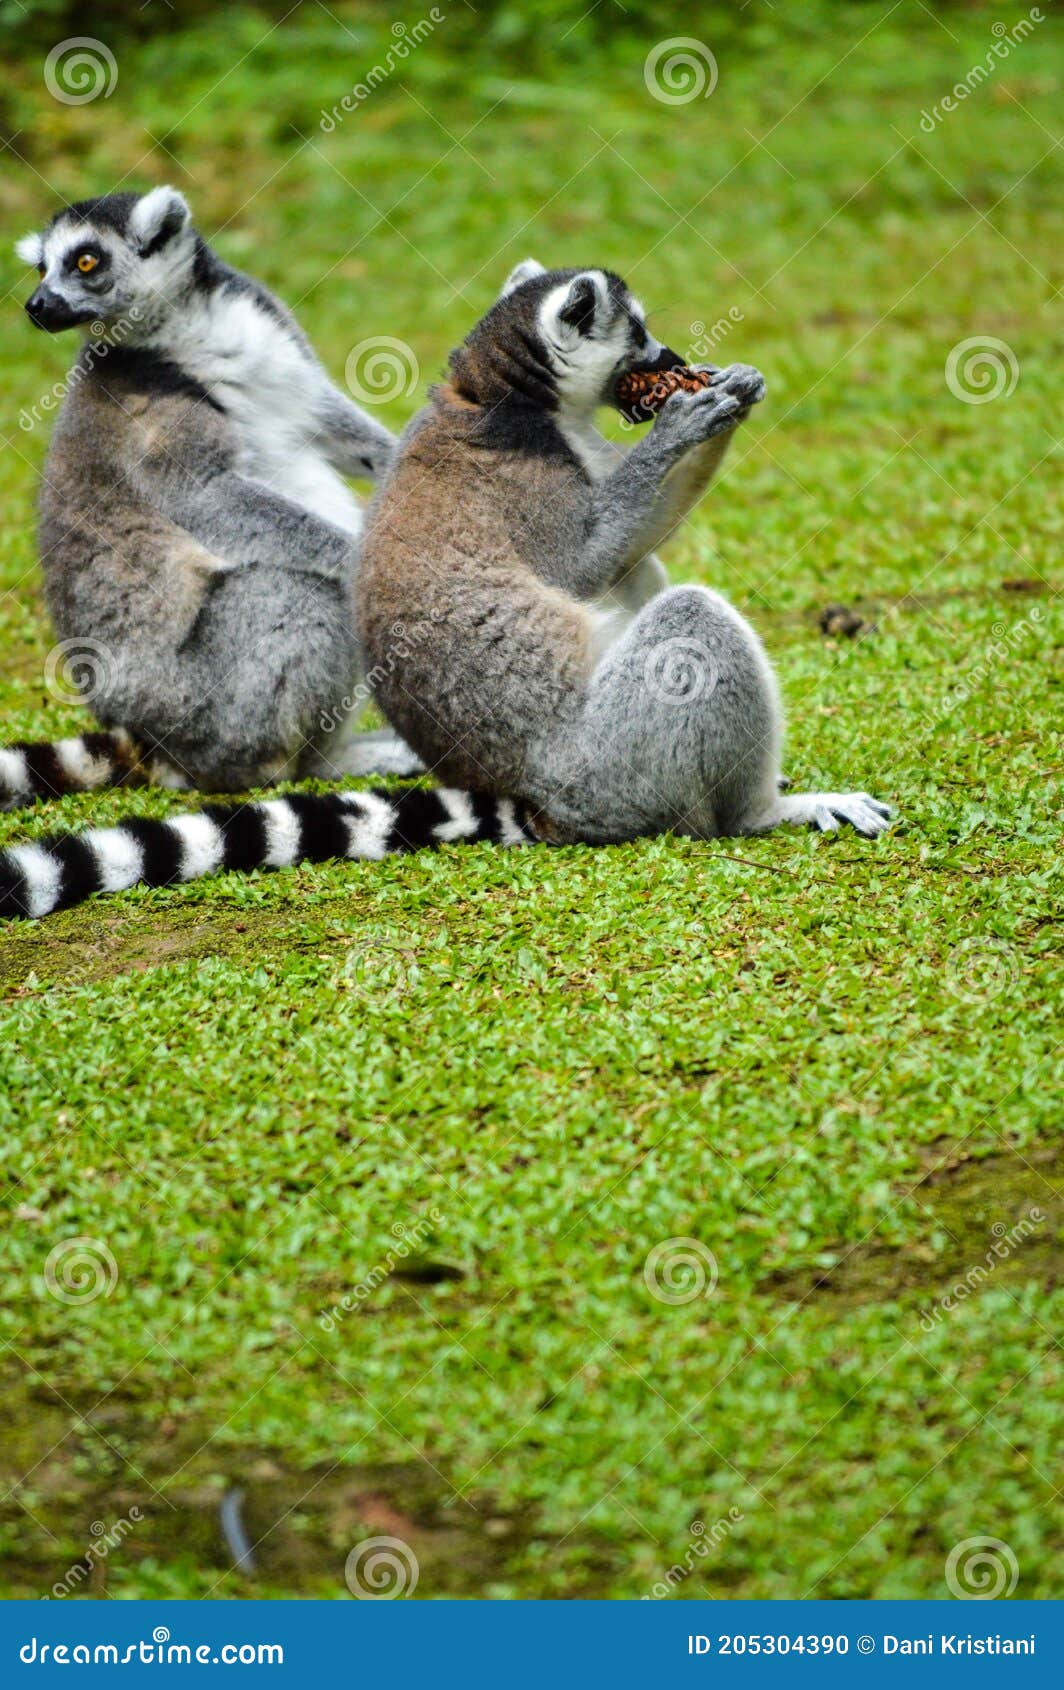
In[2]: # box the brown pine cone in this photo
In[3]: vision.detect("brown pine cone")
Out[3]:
[615,364,715,422]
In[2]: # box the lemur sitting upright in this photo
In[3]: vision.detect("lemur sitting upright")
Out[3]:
[0,263,890,921]
[1,185,420,810]
[358,264,891,845]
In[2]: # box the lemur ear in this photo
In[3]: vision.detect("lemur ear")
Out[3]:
[499,258,546,298]
[15,232,43,268]
[557,272,605,336]
[129,186,191,256]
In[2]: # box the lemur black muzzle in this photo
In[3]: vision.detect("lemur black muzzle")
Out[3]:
[25,289,97,332]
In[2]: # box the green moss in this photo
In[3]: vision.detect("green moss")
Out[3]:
[764,1145,1064,1306]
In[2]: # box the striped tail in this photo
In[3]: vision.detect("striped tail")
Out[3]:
[0,729,144,811]
[0,786,541,920]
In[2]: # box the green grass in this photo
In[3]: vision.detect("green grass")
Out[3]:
[0,2,1061,1599]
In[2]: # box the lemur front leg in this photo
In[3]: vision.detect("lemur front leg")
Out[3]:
[312,386,398,482]
[614,364,766,571]
[137,444,356,582]
[548,368,765,600]
[606,366,754,615]
[655,363,763,527]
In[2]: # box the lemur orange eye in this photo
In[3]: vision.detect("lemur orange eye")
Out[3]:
[37,266,46,279]
[77,254,98,274]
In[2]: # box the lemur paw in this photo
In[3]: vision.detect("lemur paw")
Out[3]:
[655,385,743,448]
[656,363,766,447]
[706,363,767,409]
[808,792,893,838]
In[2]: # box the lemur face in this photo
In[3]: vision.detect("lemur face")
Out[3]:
[17,186,194,334]
[498,260,681,415]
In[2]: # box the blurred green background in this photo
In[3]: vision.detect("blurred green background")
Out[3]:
[0,2,1060,1599]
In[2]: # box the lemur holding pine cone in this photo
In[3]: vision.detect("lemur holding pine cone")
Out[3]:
[358,262,892,846]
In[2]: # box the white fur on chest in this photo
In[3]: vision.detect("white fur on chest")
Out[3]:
[155,291,362,535]
[589,553,670,658]
[556,410,620,484]
[556,409,669,656]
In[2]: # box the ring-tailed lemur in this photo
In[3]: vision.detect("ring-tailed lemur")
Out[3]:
[2,185,420,812]
[0,263,890,920]
[359,264,891,844]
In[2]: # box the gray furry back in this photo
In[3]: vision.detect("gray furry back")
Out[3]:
[8,184,419,807]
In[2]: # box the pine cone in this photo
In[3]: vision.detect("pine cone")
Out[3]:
[615,364,714,422]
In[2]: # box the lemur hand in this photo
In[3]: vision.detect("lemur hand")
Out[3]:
[702,362,766,414]
[652,362,765,452]
[362,431,399,481]
[652,383,742,451]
